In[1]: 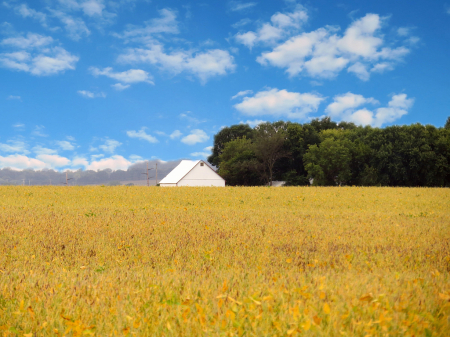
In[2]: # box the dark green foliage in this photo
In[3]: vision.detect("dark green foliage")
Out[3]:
[212,117,450,187]
[207,124,254,167]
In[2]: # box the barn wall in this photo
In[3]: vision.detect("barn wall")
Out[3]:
[160,183,177,187]
[183,163,224,181]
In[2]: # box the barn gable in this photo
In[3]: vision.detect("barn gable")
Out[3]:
[159,160,225,187]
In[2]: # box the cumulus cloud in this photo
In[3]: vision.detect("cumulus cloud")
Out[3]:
[0,40,79,76]
[170,130,182,139]
[325,92,414,127]
[256,13,413,80]
[325,92,378,118]
[233,88,324,119]
[36,154,71,167]
[118,45,236,83]
[112,8,235,83]
[181,129,210,145]
[99,139,122,153]
[0,154,48,170]
[86,155,132,171]
[235,6,308,48]
[126,128,158,143]
[90,67,153,85]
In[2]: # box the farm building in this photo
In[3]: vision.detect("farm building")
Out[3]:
[159,160,225,187]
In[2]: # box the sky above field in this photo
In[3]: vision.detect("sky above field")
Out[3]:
[0,0,449,171]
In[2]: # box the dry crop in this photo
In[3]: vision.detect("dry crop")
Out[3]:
[0,186,449,336]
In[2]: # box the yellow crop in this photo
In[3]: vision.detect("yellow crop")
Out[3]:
[0,186,449,336]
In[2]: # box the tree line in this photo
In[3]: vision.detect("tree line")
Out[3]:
[208,117,450,187]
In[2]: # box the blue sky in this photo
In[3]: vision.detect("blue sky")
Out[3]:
[0,0,449,171]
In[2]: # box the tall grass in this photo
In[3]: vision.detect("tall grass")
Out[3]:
[0,186,449,336]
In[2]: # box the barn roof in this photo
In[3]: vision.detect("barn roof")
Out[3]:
[159,160,200,184]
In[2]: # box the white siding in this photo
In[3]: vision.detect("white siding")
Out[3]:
[177,162,225,187]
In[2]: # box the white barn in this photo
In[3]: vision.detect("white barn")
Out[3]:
[159,160,225,187]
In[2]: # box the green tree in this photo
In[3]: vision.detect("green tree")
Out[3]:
[445,116,450,129]
[217,137,260,186]
[207,124,254,167]
[304,138,352,186]
[253,122,290,186]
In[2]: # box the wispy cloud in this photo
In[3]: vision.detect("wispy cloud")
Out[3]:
[126,128,159,143]
[77,90,106,98]
[90,67,153,85]
[229,2,257,12]
[7,95,21,100]
[99,139,122,153]
[231,90,253,100]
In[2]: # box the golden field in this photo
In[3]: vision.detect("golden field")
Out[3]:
[0,186,449,336]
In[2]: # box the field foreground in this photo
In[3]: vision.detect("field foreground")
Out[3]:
[0,186,449,336]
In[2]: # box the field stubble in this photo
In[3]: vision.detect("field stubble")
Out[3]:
[0,186,449,336]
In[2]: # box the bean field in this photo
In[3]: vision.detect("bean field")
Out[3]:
[0,186,449,336]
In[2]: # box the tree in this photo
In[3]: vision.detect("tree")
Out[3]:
[252,122,290,186]
[217,137,260,186]
[445,116,450,129]
[304,138,352,186]
[207,124,254,167]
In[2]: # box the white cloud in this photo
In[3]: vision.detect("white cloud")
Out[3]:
[9,3,48,26]
[72,156,89,167]
[99,139,121,153]
[116,8,179,42]
[325,92,414,127]
[191,151,211,158]
[239,119,266,127]
[0,154,48,170]
[1,33,53,49]
[181,129,209,145]
[233,88,324,119]
[325,92,378,117]
[257,13,413,80]
[13,123,25,128]
[111,83,130,91]
[231,90,253,100]
[80,0,105,16]
[36,154,71,167]
[7,95,21,100]
[230,2,257,12]
[0,140,28,154]
[0,46,79,76]
[32,125,48,137]
[56,140,75,150]
[87,155,132,170]
[235,7,308,48]
[118,45,236,83]
[126,128,158,143]
[90,67,153,84]
[232,18,252,28]
[33,145,57,155]
[77,90,106,98]
[49,9,90,41]
[170,130,182,139]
